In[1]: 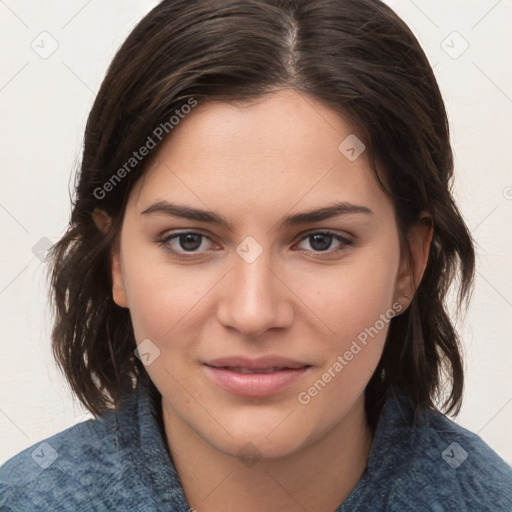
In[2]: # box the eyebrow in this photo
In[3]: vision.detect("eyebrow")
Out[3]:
[140,200,373,231]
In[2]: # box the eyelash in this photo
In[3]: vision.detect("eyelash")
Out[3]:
[156,230,353,259]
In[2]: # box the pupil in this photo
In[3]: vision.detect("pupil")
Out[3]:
[180,234,202,251]
[310,233,332,251]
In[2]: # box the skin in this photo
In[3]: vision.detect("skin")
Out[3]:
[98,89,433,511]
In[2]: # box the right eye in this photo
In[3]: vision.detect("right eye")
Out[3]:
[157,231,219,257]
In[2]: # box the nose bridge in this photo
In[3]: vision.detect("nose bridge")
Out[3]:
[217,244,291,337]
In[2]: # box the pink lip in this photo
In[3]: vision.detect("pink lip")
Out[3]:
[203,356,311,397]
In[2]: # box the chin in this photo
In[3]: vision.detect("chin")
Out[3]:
[218,435,305,463]
[204,416,312,463]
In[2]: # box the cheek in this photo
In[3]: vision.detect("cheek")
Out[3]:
[121,250,217,343]
[300,246,400,345]
[295,256,399,419]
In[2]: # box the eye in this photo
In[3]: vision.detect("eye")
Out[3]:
[294,230,353,255]
[156,229,353,259]
[157,231,217,256]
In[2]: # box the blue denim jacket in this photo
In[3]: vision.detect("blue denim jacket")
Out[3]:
[1,381,511,511]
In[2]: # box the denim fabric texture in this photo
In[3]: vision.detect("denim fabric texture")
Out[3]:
[1,380,511,511]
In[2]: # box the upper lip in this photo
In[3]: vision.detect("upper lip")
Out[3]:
[204,356,310,370]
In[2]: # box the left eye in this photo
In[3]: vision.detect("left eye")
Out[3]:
[295,231,353,253]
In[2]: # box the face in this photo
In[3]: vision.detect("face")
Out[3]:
[109,89,430,460]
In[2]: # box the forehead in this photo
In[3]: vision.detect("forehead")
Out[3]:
[128,89,391,219]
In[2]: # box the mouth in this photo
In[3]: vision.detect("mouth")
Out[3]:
[203,356,311,397]
[214,366,303,374]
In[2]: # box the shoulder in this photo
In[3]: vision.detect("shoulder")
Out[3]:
[0,382,188,512]
[0,409,120,511]
[368,392,512,511]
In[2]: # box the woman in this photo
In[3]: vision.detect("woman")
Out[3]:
[1,0,511,510]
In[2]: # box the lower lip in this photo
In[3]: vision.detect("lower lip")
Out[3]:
[203,365,310,397]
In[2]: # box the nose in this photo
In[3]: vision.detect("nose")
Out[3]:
[216,249,294,338]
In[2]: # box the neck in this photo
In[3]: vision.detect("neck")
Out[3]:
[162,394,373,512]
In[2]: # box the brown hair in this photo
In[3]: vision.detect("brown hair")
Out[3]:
[48,0,475,428]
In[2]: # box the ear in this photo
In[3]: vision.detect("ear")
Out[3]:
[92,208,112,234]
[92,208,128,308]
[395,212,434,306]
[111,245,129,308]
